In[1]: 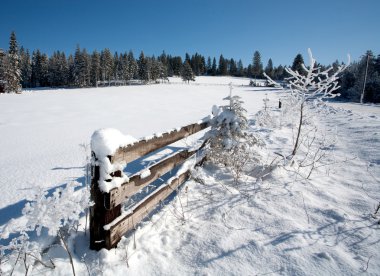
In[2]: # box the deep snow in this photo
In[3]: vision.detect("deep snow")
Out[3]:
[0,76,379,275]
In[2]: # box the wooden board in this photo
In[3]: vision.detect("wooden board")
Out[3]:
[106,171,191,248]
[110,121,208,164]
[108,149,197,208]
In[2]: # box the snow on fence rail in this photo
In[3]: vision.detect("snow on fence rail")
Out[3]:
[90,120,210,250]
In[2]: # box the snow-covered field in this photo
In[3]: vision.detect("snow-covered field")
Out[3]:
[0,76,379,275]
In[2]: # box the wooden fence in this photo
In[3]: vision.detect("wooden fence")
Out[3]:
[90,121,209,250]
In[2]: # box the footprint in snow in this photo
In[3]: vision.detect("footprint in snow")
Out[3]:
[314,252,332,261]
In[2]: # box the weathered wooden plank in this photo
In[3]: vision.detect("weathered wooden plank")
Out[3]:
[106,171,191,248]
[111,121,208,164]
[108,149,197,208]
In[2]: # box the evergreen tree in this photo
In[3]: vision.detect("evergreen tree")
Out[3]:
[264,58,274,79]
[57,52,69,86]
[120,53,133,83]
[100,48,114,83]
[181,61,195,83]
[211,57,217,76]
[128,51,138,80]
[185,53,191,64]
[138,51,150,83]
[7,31,21,92]
[150,56,161,82]
[20,47,32,88]
[291,53,307,75]
[229,58,237,76]
[47,51,68,87]
[218,55,228,75]
[39,53,49,87]
[158,60,168,82]
[200,56,206,75]
[273,64,285,80]
[170,56,182,76]
[90,50,101,86]
[113,52,121,81]
[31,50,49,87]
[48,51,59,87]
[74,45,90,87]
[206,57,212,75]
[247,64,252,78]
[157,51,169,81]
[67,54,75,86]
[252,50,263,79]
[237,59,244,77]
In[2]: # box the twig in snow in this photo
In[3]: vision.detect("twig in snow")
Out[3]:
[362,255,372,272]
[301,192,310,224]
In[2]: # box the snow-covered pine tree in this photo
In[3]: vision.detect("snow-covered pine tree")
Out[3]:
[138,51,150,83]
[159,60,168,82]
[90,51,101,86]
[128,50,138,80]
[40,53,49,87]
[19,47,32,88]
[181,61,195,83]
[67,54,75,86]
[47,51,59,87]
[113,52,120,82]
[74,46,91,87]
[150,56,160,82]
[57,51,69,86]
[100,48,114,84]
[120,52,130,84]
[6,31,21,93]
[207,94,261,183]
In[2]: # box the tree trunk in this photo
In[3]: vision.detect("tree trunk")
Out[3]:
[292,102,304,156]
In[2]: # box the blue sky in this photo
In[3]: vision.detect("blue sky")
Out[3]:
[1,0,379,67]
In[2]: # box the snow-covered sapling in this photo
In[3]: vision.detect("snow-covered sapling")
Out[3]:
[264,48,350,157]
[207,95,262,184]
[17,182,91,276]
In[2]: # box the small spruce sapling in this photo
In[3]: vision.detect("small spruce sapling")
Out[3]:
[207,93,261,184]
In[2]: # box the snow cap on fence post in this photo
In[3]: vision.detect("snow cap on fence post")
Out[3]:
[91,128,137,192]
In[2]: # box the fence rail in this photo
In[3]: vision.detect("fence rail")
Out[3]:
[90,120,209,250]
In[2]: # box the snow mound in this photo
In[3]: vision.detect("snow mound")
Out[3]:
[91,128,137,158]
[91,128,137,193]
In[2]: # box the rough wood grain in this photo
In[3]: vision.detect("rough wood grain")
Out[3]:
[111,121,208,164]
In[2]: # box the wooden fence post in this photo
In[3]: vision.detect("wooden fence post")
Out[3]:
[89,154,121,250]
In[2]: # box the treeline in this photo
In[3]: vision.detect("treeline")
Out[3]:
[1,32,378,103]
[0,32,291,92]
